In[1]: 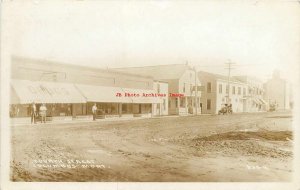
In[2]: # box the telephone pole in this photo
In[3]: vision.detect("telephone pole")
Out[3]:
[225,60,235,105]
[194,66,198,115]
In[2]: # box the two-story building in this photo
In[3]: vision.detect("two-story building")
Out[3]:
[234,76,267,112]
[113,64,202,115]
[198,71,247,114]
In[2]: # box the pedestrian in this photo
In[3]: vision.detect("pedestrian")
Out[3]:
[39,103,47,123]
[92,103,97,121]
[67,105,71,116]
[30,102,37,124]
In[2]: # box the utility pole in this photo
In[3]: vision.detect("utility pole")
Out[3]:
[187,60,198,116]
[225,60,235,105]
[194,66,198,115]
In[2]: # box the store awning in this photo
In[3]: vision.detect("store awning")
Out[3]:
[10,79,86,104]
[252,97,261,104]
[75,84,161,104]
[258,98,267,105]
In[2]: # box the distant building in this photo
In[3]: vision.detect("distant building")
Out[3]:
[113,64,202,115]
[234,76,267,112]
[264,70,290,110]
[198,71,247,114]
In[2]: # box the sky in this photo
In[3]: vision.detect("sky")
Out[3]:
[4,0,300,83]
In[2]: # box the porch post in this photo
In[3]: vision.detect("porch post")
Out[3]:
[119,103,122,117]
[72,103,76,119]
[185,97,188,115]
[151,103,154,117]
[177,97,180,115]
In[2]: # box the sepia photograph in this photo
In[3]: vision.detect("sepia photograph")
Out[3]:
[1,0,300,190]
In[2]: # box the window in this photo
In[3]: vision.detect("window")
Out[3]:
[243,88,246,95]
[207,82,212,93]
[219,84,222,94]
[238,87,241,95]
[183,83,186,93]
[232,86,236,94]
[207,99,211,110]
[175,98,178,107]
[157,84,160,93]
[180,97,185,107]
[226,85,229,94]
[147,104,152,113]
[163,99,166,111]
[190,84,193,93]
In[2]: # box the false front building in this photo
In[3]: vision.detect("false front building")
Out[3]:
[10,56,168,124]
[113,64,202,115]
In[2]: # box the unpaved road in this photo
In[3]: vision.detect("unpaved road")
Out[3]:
[11,111,293,182]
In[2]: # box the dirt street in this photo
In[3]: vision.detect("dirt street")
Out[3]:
[11,111,293,182]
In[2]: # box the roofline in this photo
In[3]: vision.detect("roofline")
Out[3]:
[154,80,169,84]
[198,70,246,84]
[113,63,193,80]
[215,78,247,85]
[11,55,153,79]
[233,75,263,82]
[112,63,193,70]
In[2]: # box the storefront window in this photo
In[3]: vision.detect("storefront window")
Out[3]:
[122,103,133,114]
[10,104,30,117]
[143,104,152,114]
[111,103,118,114]
[73,103,86,116]
[47,103,72,116]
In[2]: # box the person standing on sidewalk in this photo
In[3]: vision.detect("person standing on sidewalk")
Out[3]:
[30,102,37,124]
[92,103,97,121]
[39,103,47,123]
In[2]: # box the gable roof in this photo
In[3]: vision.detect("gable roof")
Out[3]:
[112,64,193,80]
[233,75,262,83]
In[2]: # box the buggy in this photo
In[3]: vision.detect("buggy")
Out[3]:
[218,104,233,115]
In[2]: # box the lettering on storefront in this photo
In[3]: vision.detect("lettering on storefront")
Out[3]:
[28,85,70,96]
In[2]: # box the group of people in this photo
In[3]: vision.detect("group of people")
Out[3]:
[30,102,99,123]
[30,102,47,124]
